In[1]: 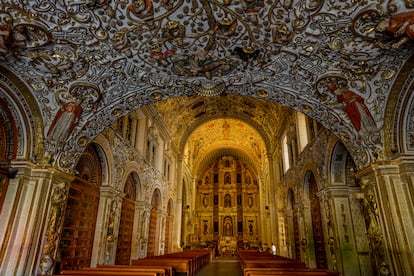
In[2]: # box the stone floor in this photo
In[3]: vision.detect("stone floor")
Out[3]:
[196,256,242,276]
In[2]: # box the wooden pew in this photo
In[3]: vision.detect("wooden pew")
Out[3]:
[131,249,211,276]
[132,256,192,276]
[82,265,171,276]
[237,250,339,276]
[59,270,158,276]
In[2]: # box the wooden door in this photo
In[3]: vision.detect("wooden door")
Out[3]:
[309,174,327,269]
[59,180,99,270]
[58,144,102,271]
[293,209,301,261]
[116,197,134,264]
[147,190,160,257]
[147,208,157,257]
[164,200,172,254]
[116,174,137,264]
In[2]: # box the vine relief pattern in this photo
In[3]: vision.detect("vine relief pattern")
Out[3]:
[1,1,414,170]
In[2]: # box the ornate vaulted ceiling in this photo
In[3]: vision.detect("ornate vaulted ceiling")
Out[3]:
[1,1,414,171]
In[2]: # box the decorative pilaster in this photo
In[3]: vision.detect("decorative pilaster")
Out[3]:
[36,169,74,276]
[39,182,69,274]
[355,159,414,276]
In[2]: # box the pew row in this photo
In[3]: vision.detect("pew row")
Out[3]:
[60,270,158,276]
[238,250,339,276]
[131,249,212,276]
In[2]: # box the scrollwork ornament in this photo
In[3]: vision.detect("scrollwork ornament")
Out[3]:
[405,0,414,8]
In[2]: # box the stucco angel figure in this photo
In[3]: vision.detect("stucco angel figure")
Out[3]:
[376,11,414,48]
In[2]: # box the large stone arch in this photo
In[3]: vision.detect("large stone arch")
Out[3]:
[383,54,414,158]
[0,65,44,160]
[54,90,377,173]
[179,113,272,154]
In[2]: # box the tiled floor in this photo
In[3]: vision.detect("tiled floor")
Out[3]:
[196,256,242,276]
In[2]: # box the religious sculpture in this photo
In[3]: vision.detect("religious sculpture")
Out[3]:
[272,22,292,44]
[40,182,68,274]
[162,20,185,47]
[376,11,414,48]
[47,101,83,144]
[189,49,230,79]
[233,46,260,67]
[0,13,12,54]
[112,28,137,57]
[149,44,175,66]
[224,172,231,184]
[128,0,154,21]
[327,82,376,135]
[224,194,231,207]
[214,17,238,36]
[242,0,265,24]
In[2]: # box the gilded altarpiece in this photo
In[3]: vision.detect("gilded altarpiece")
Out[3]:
[195,156,260,252]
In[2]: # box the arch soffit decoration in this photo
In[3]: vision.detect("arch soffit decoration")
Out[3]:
[0,65,44,160]
[151,188,163,211]
[383,54,414,158]
[91,135,112,186]
[328,141,350,187]
[120,165,144,201]
[303,168,320,200]
[2,2,414,172]
[286,188,295,210]
[0,97,18,160]
[184,116,266,175]
[194,146,259,178]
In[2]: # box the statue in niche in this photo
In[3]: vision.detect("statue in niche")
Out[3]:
[48,182,67,234]
[249,223,253,235]
[205,175,209,184]
[107,200,117,239]
[203,195,208,208]
[224,172,231,184]
[225,222,232,236]
[246,174,251,184]
[248,196,253,208]
[224,194,231,207]
[362,189,380,235]
[203,222,208,234]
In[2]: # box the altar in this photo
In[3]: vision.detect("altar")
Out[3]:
[218,236,237,255]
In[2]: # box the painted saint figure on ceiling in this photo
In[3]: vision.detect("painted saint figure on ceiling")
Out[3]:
[327,83,376,135]
[376,11,414,48]
[47,101,82,144]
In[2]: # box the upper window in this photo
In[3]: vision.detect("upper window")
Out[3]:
[296,112,309,152]
[282,133,290,172]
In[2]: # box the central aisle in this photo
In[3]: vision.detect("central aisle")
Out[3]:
[197,256,242,276]
[196,256,242,276]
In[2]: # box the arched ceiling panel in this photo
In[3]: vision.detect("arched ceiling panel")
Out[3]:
[195,147,259,177]
[185,117,266,173]
[152,94,288,152]
[1,1,414,170]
